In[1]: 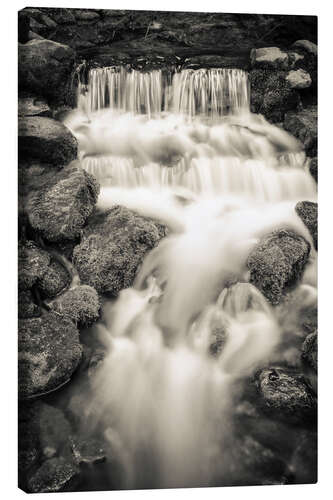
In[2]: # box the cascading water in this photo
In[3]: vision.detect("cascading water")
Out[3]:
[64,65,317,489]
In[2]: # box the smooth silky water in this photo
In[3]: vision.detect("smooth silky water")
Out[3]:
[60,66,317,490]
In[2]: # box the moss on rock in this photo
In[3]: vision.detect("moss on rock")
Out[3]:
[38,259,71,298]
[18,311,82,399]
[255,367,316,426]
[26,161,100,242]
[50,285,100,327]
[247,229,310,305]
[73,205,167,295]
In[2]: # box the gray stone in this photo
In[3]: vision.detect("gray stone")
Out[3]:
[247,229,310,305]
[18,39,75,105]
[50,285,100,327]
[18,116,77,166]
[251,47,288,69]
[73,206,167,294]
[26,162,99,242]
[18,311,82,399]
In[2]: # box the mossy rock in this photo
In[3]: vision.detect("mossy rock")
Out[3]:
[284,107,317,157]
[247,229,310,305]
[26,161,100,242]
[50,285,100,327]
[18,311,82,399]
[73,205,167,295]
[255,367,317,426]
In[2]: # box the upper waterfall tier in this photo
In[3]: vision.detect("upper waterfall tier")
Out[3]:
[78,67,250,117]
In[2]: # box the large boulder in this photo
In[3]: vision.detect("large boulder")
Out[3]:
[49,285,100,327]
[247,229,310,305]
[250,47,289,69]
[25,162,99,242]
[295,201,317,250]
[18,38,75,105]
[73,206,167,295]
[255,367,317,425]
[18,116,77,166]
[18,311,82,399]
[283,106,317,157]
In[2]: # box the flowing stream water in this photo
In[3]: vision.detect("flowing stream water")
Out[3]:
[62,66,317,489]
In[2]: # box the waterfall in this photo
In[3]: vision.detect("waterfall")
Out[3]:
[77,66,250,117]
[64,68,317,488]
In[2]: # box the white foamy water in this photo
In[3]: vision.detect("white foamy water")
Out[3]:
[66,66,317,489]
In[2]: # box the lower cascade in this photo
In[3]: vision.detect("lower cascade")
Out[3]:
[62,65,317,489]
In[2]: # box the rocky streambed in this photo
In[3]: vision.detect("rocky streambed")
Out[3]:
[18,8,317,493]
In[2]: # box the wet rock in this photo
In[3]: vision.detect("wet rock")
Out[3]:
[247,229,310,305]
[73,205,167,295]
[18,116,77,166]
[18,38,75,105]
[18,311,82,399]
[286,69,311,89]
[309,157,317,183]
[255,367,316,425]
[295,201,317,250]
[302,331,317,372]
[70,436,107,465]
[27,457,80,493]
[26,162,99,242]
[18,95,51,118]
[50,285,100,327]
[18,240,50,290]
[283,106,317,157]
[292,40,317,57]
[18,290,41,319]
[250,47,288,69]
[38,259,71,298]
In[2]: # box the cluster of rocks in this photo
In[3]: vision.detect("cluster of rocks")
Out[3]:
[19,400,107,492]
[248,41,317,183]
